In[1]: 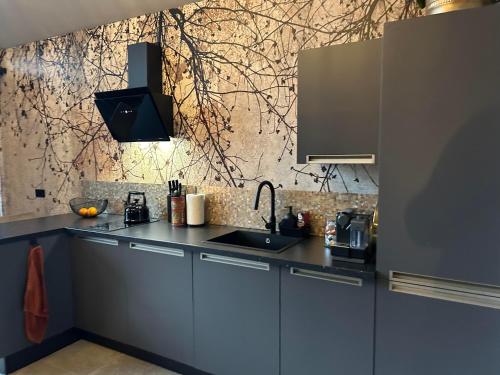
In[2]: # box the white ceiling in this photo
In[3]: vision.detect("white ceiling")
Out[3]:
[0,0,194,49]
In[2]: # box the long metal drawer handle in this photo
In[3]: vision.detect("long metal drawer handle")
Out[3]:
[129,242,184,257]
[389,271,500,310]
[78,236,118,246]
[200,253,270,271]
[389,281,500,310]
[390,271,500,299]
[290,267,363,287]
[306,154,375,165]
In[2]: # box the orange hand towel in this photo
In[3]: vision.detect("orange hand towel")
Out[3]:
[24,245,49,344]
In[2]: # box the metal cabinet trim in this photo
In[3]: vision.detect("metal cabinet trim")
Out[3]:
[76,236,118,246]
[306,154,375,165]
[290,267,363,287]
[200,252,270,271]
[129,242,184,257]
[390,271,500,310]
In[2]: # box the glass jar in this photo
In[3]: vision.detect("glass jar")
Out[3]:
[324,216,336,248]
[171,195,186,227]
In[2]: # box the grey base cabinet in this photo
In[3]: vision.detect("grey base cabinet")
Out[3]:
[71,236,128,343]
[193,252,280,375]
[124,241,194,365]
[0,234,74,358]
[71,237,194,366]
[281,267,375,375]
[375,279,500,375]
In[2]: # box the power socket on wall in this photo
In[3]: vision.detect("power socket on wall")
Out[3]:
[35,189,46,198]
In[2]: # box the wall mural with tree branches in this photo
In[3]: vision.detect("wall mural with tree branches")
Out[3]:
[0,0,419,215]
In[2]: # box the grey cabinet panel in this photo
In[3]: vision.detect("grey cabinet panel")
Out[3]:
[297,38,381,163]
[193,252,279,375]
[71,236,128,343]
[281,267,374,375]
[124,242,194,365]
[378,5,500,285]
[375,278,500,375]
[39,235,75,339]
[0,234,73,357]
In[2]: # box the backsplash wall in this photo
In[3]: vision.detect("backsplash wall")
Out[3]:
[0,0,418,216]
[83,180,378,236]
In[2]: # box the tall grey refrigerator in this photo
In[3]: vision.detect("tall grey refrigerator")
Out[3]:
[376,5,500,375]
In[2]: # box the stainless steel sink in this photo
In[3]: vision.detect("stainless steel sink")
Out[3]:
[205,230,302,253]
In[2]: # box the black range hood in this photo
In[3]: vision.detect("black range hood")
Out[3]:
[95,43,173,142]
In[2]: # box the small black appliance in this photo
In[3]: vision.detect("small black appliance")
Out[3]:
[332,209,374,263]
[124,192,150,224]
[335,209,355,246]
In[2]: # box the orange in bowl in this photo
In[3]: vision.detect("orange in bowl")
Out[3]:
[79,207,89,217]
[88,207,98,217]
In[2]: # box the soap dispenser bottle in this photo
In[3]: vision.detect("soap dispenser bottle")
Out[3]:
[280,206,298,229]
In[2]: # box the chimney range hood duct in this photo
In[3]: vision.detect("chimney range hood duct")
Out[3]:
[95,42,173,142]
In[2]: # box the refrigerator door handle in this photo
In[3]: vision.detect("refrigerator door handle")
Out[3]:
[389,271,500,310]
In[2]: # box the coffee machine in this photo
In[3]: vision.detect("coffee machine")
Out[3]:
[332,209,374,263]
[124,192,150,224]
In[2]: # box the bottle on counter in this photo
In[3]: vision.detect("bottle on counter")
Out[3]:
[280,206,298,229]
[297,211,310,228]
[324,216,336,248]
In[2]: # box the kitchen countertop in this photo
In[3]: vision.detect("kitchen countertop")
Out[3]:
[0,213,375,279]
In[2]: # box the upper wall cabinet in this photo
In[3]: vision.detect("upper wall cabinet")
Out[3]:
[297,39,381,164]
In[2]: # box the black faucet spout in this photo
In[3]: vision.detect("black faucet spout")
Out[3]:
[254,180,276,234]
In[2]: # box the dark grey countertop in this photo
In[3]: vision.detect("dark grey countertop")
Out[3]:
[0,213,375,279]
[0,213,106,241]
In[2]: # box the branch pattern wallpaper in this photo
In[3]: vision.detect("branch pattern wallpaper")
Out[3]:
[0,0,418,215]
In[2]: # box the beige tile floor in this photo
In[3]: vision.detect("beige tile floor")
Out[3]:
[12,340,180,375]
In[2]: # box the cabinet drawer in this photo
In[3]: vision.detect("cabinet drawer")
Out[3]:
[71,237,128,343]
[281,266,374,375]
[194,252,279,375]
[125,244,194,365]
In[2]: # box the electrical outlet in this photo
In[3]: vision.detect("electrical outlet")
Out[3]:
[35,189,46,198]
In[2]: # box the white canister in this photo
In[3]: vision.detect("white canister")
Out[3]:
[186,193,205,226]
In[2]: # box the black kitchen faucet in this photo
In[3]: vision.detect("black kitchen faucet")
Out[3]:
[254,180,276,234]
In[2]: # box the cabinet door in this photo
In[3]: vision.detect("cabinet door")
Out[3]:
[375,278,500,375]
[378,5,500,285]
[193,252,279,375]
[125,241,194,365]
[281,267,374,375]
[297,38,381,164]
[71,236,128,343]
[0,234,73,357]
